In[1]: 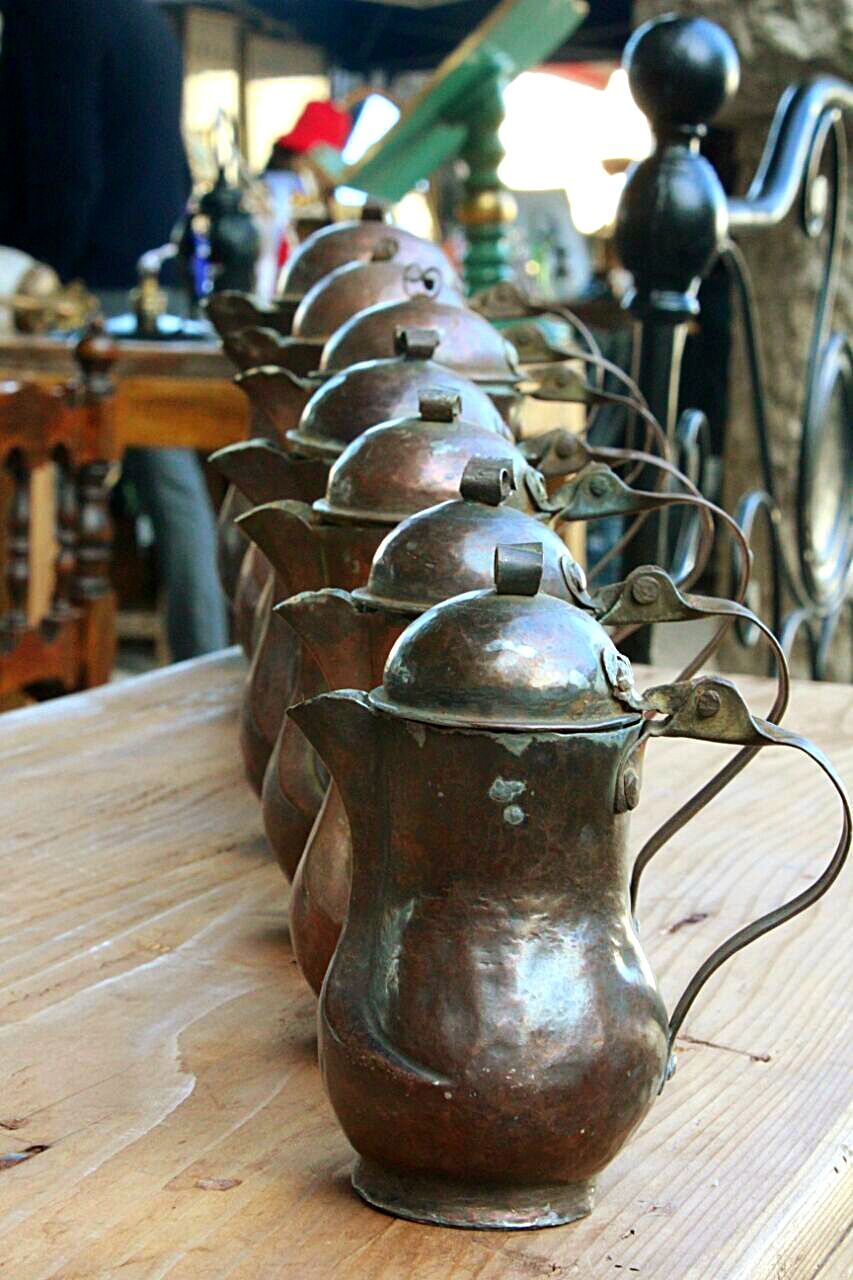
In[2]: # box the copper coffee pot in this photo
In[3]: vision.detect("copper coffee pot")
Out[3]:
[290,543,849,1230]
[233,391,539,874]
[279,457,788,997]
[206,220,455,343]
[238,242,463,379]
[236,327,512,460]
[278,458,588,992]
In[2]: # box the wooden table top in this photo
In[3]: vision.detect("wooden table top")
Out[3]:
[0,333,249,452]
[0,332,234,381]
[1,651,850,1278]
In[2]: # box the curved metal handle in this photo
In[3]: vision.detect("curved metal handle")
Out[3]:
[642,678,850,1071]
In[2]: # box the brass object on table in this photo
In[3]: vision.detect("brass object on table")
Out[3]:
[291,543,850,1230]
[6,271,97,334]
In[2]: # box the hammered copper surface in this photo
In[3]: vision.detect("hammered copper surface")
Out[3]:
[287,328,512,460]
[315,397,538,526]
[290,685,664,1229]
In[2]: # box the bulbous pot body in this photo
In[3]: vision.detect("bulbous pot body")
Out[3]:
[293,692,669,1229]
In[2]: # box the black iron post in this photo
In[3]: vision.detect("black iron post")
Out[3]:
[614,15,739,659]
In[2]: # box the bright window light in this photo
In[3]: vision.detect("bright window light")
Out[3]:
[499,68,652,235]
[336,93,401,205]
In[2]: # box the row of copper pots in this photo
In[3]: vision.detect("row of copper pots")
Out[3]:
[206,219,849,1231]
[220,435,848,1231]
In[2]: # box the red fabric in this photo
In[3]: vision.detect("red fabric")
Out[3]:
[276,100,351,155]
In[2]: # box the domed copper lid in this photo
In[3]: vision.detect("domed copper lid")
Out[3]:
[320,296,522,385]
[287,327,512,460]
[280,221,454,298]
[370,543,643,731]
[291,241,462,340]
[313,391,537,526]
[353,458,587,615]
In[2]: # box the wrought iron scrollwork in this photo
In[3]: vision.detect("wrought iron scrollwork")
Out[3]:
[722,76,852,678]
[615,15,851,677]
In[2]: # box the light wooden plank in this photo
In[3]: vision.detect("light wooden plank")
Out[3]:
[0,651,850,1278]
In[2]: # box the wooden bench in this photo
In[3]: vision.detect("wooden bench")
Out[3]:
[0,650,849,1277]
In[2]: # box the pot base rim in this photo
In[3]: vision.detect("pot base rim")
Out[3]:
[352,1157,595,1231]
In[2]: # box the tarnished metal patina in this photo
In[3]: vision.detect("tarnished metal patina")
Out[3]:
[278,459,585,992]
[290,543,849,1230]
[255,243,464,379]
[281,220,454,300]
[291,245,461,341]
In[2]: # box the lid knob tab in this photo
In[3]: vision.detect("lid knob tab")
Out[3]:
[370,236,400,262]
[394,326,440,359]
[419,388,461,422]
[460,457,515,507]
[494,543,543,597]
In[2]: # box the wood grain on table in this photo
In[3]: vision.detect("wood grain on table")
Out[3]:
[0,651,850,1279]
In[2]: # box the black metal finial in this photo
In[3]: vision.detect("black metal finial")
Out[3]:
[615,16,740,323]
[624,16,740,133]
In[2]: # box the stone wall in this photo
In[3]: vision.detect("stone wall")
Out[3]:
[634,0,852,680]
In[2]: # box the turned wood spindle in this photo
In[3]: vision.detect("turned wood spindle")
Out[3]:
[6,456,30,634]
[73,461,113,602]
[52,461,79,618]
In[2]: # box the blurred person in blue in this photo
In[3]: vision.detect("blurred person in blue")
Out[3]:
[0,0,229,660]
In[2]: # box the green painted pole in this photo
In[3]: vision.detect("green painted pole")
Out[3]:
[457,75,518,294]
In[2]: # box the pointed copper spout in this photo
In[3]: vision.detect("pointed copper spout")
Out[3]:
[235,500,323,591]
[234,365,316,439]
[288,691,378,848]
[209,439,300,506]
[205,290,297,341]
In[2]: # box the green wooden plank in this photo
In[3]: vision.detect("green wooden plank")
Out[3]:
[310,0,587,203]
